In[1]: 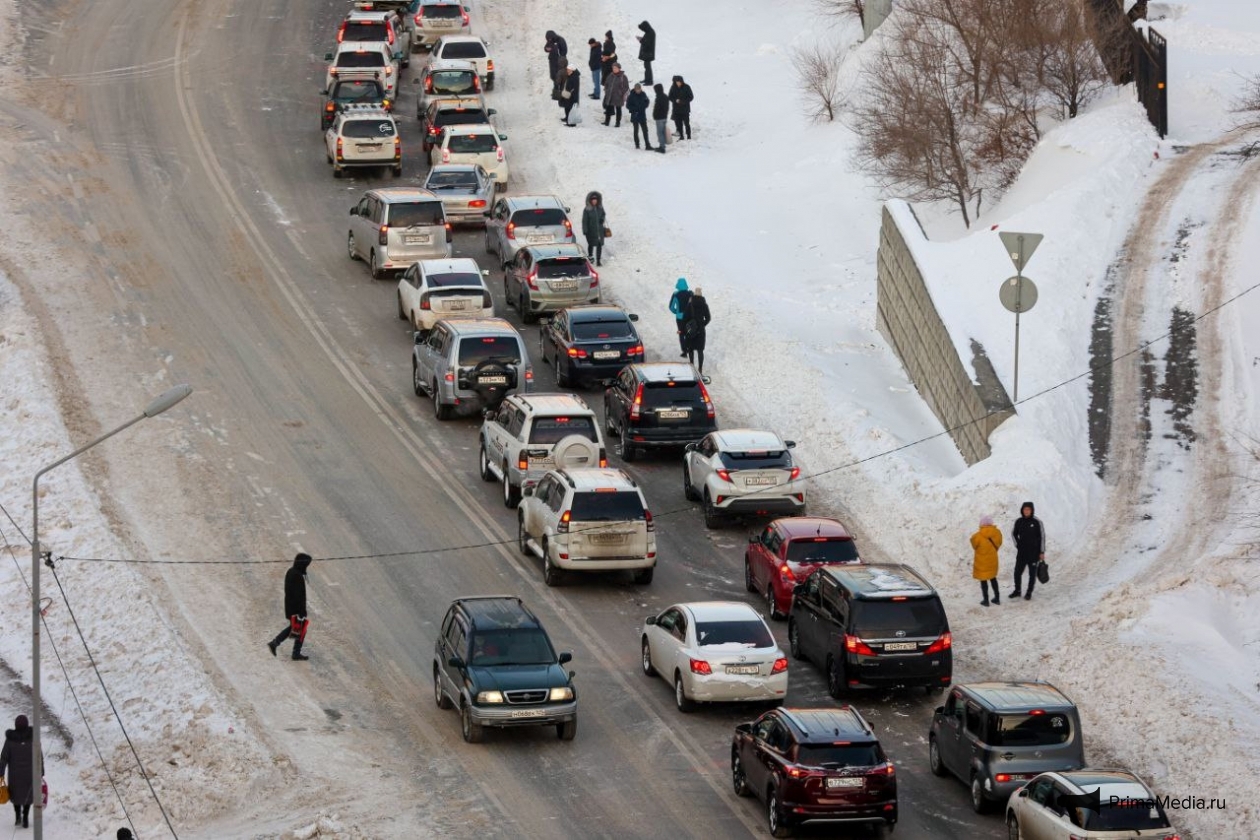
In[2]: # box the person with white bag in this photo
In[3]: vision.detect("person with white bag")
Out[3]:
[560,65,582,126]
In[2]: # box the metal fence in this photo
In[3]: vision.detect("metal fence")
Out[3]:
[1088,0,1168,138]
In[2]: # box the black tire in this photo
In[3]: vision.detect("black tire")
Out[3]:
[674,673,695,713]
[347,232,359,261]
[554,352,570,388]
[632,566,654,585]
[826,655,846,699]
[620,423,637,462]
[397,292,407,320]
[1006,815,1020,840]
[731,750,751,797]
[392,165,403,177]
[557,718,577,741]
[478,444,495,482]
[641,637,656,676]
[518,516,531,556]
[744,555,757,593]
[971,775,990,814]
[767,786,792,838]
[485,229,496,256]
[604,400,617,435]
[766,585,783,621]
[502,467,521,507]
[520,293,537,324]
[460,702,484,743]
[433,380,453,420]
[370,249,384,280]
[928,736,947,777]
[543,540,562,587]
[433,668,452,710]
[503,278,513,308]
[412,362,424,397]
[333,167,344,179]
[788,619,804,660]
[703,491,723,529]
[682,464,699,501]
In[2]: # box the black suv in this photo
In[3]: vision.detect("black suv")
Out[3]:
[732,707,897,838]
[433,596,577,743]
[788,564,951,697]
[603,362,716,461]
[540,305,644,388]
[321,78,391,130]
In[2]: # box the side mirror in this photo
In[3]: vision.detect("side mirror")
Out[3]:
[748,534,758,544]
[447,655,464,669]
[563,206,571,213]
[414,332,426,346]
[558,651,573,665]
[934,705,946,715]
[793,583,805,596]
[324,52,333,61]
[463,4,471,10]
[393,52,404,60]
[538,316,551,327]
[684,442,697,452]
[644,615,657,626]
[1017,788,1029,798]
[522,485,534,497]
[628,313,639,322]
[349,207,359,216]
[785,440,797,449]
[487,108,497,116]
[498,134,508,141]
[483,408,496,420]
[482,210,492,217]
[701,375,712,385]
[481,269,490,275]
[319,88,329,96]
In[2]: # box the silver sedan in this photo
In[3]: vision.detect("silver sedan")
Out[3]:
[423,164,495,226]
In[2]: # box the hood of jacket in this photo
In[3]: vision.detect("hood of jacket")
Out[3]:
[672,75,685,84]
[639,21,653,33]
[545,30,557,41]
[5,725,33,743]
[292,553,313,573]
[653,83,666,95]
[675,277,689,291]
[585,190,602,205]
[1021,501,1035,516]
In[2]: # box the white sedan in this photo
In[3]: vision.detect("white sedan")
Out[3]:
[682,429,806,528]
[641,601,788,712]
[430,123,509,187]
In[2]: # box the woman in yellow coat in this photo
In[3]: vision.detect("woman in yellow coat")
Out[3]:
[970,515,1002,606]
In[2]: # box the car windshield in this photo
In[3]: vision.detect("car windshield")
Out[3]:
[341,119,394,138]
[850,599,945,638]
[343,21,388,41]
[718,450,791,470]
[569,491,644,521]
[337,52,386,68]
[435,110,489,129]
[527,416,598,445]
[537,258,588,278]
[423,4,463,18]
[386,202,444,227]
[786,538,859,564]
[426,271,481,288]
[332,80,385,103]
[641,381,702,408]
[467,629,555,666]
[442,42,486,58]
[458,336,521,366]
[448,133,497,153]
[694,619,773,648]
[795,743,885,769]
[510,208,567,227]
[571,319,633,341]
[430,71,477,93]
[1079,802,1171,831]
[987,713,1072,747]
[426,170,479,190]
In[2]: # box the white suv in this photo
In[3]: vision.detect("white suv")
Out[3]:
[682,429,806,528]
[324,106,401,178]
[517,468,656,587]
[397,258,492,332]
[324,41,402,100]
[430,123,508,187]
[479,393,607,507]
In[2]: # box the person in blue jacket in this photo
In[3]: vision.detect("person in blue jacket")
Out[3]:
[668,277,694,356]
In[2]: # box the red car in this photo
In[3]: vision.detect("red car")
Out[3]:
[745,517,861,620]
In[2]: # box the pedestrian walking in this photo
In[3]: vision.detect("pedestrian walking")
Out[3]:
[970,516,1002,607]
[627,83,652,150]
[267,552,313,661]
[582,191,606,266]
[545,31,568,97]
[600,31,617,85]
[668,278,694,356]
[636,21,656,84]
[560,65,582,125]
[669,75,694,140]
[683,288,711,373]
[587,38,602,99]
[651,82,669,154]
[118,829,135,840]
[602,63,630,127]
[0,714,39,829]
[1010,502,1045,601]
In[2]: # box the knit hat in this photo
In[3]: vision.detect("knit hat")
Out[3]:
[980,515,994,527]
[15,714,28,728]
[606,30,613,38]
[588,37,598,45]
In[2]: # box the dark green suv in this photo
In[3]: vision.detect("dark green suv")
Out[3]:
[433,596,577,743]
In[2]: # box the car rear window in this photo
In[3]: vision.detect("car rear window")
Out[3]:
[1080,803,1171,831]
[694,620,773,648]
[795,743,886,769]
[332,80,385,102]
[425,271,481,288]
[337,51,386,68]
[442,42,486,58]
[536,258,588,278]
[718,450,791,470]
[386,202,444,227]
[786,538,859,564]
[435,109,489,127]
[342,21,387,41]
[448,133,497,153]
[458,336,521,366]
[429,71,477,93]
[527,416,598,445]
[850,598,945,638]
[426,170,479,190]
[467,629,555,666]
[423,4,463,18]
[341,119,395,138]
[987,713,1073,747]
[571,319,633,340]
[641,381,702,409]
[510,208,567,227]
[569,491,644,521]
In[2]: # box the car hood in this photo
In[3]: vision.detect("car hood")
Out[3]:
[467,663,568,692]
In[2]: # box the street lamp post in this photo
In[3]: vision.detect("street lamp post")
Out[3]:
[29,383,191,839]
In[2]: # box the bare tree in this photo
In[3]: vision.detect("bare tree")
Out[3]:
[898,0,1011,109]
[1232,74,1260,131]
[811,0,865,24]
[791,43,847,122]
[1040,0,1112,118]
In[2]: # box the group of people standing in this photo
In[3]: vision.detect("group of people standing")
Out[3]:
[970,502,1046,606]
[545,23,694,153]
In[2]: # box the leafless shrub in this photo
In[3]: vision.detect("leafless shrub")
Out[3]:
[1040,1,1113,118]
[1233,75,1260,131]
[791,43,847,122]
[811,0,865,24]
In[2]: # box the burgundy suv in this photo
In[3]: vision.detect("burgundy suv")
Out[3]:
[745,517,861,620]
[732,706,897,838]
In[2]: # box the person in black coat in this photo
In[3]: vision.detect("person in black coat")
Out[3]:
[587,38,602,99]
[669,75,694,140]
[560,66,582,124]
[684,288,712,373]
[651,83,669,154]
[600,31,617,85]
[626,83,652,150]
[1010,502,1045,601]
[267,552,313,660]
[545,31,568,96]
[636,21,656,85]
[0,715,39,828]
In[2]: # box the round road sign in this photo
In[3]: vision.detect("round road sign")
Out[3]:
[999,275,1038,314]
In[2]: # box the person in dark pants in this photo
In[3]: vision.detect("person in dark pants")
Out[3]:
[545,31,568,97]
[683,288,711,373]
[970,515,1002,606]
[560,65,581,124]
[587,38,602,99]
[268,552,313,660]
[0,715,39,828]
[627,83,652,149]
[602,63,629,127]
[600,31,617,86]
[636,21,656,84]
[582,191,606,266]
[668,278,694,356]
[1010,502,1045,601]
[669,75,694,140]
[651,83,669,154]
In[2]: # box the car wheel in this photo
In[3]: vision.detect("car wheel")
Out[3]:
[632,566,654,585]
[412,362,424,397]
[520,293,536,324]
[682,464,699,501]
[640,637,655,677]
[347,232,359,261]
[744,555,757,593]
[788,619,804,661]
[1006,814,1021,840]
[433,667,452,710]
[731,751,750,797]
[333,166,344,179]
[370,250,385,280]
[702,490,723,529]
[971,775,990,814]
[826,655,846,699]
[517,515,531,556]
[557,718,577,741]
[484,230,496,255]
[674,672,695,713]
[502,470,520,508]
[432,380,453,420]
[620,423,637,462]
[397,293,407,320]
[392,165,403,177]
[478,444,495,482]
[543,541,562,587]
[765,585,783,621]
[604,400,617,435]
[928,736,947,777]
[503,278,513,308]
[460,702,484,744]
[767,786,792,838]
[554,353,569,388]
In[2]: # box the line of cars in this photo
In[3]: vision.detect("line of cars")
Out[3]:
[312,5,1183,839]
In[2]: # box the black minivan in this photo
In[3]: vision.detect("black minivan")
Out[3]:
[787,564,952,697]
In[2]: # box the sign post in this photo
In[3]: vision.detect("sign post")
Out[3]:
[997,232,1043,403]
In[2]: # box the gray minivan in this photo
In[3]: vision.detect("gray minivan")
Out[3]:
[412,317,533,419]
[929,681,1085,813]
[348,188,452,279]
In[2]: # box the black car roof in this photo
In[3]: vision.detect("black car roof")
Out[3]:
[960,681,1076,711]
[820,563,938,599]
[779,707,875,743]
[454,596,540,630]
[631,362,700,383]
[568,305,631,323]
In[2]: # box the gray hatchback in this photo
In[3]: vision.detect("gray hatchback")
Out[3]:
[503,244,599,324]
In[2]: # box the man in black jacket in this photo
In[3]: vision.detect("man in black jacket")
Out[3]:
[268,552,313,660]
[636,21,656,85]
[684,288,712,373]
[1010,502,1045,601]
[651,82,669,154]
[627,83,652,149]
[545,31,568,96]
[600,31,617,85]
[587,38,602,99]
[669,75,694,140]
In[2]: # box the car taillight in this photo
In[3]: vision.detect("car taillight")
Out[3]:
[995,774,1012,783]
[461,9,469,25]
[496,146,504,162]
[425,77,434,92]
[481,292,491,308]
[505,222,516,240]
[473,76,481,91]
[525,271,538,290]
[444,370,455,382]
[588,265,599,286]
[387,27,395,44]
[779,563,795,582]
[558,510,571,533]
[420,297,431,310]
[336,24,346,42]
[445,222,453,243]
[383,99,392,111]
[335,137,343,160]
[771,657,788,674]
[525,366,534,382]
[845,634,876,656]
[469,199,486,208]
[441,148,450,163]
[394,136,401,159]
[689,658,711,675]
[644,509,654,531]
[518,453,529,471]
[563,219,573,238]
[599,451,608,468]
[924,632,952,655]
[715,469,731,482]
[628,344,644,357]
[486,59,494,72]
[330,67,339,76]
[629,383,644,421]
[788,467,801,480]
[428,125,440,136]
[385,65,394,76]
[566,347,587,358]
[414,12,423,24]
[786,765,817,779]
[884,762,896,776]
[325,102,335,113]
[698,382,715,419]
[378,225,389,246]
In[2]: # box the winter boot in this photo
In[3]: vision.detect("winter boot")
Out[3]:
[267,640,278,656]
[291,640,309,661]
[1009,589,1021,599]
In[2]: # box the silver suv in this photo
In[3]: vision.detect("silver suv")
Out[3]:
[483,195,574,267]
[411,317,533,419]
[479,393,607,508]
[504,245,599,324]
[682,429,806,528]
[517,468,657,587]
[414,0,471,49]
[348,188,451,279]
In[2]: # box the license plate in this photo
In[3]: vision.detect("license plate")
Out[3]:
[549,279,579,291]
[592,350,620,360]
[589,533,625,544]
[526,235,552,244]
[358,144,382,151]
[884,642,918,651]
[725,665,759,675]
[657,409,688,419]
[528,454,552,464]
[826,777,864,789]
[509,709,545,719]
[744,476,777,486]
[404,235,431,245]
[478,375,508,385]
[446,299,468,310]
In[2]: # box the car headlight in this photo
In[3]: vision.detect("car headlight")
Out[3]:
[548,686,574,702]
[475,691,505,704]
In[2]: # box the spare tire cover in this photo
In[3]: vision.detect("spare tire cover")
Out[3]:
[551,434,601,469]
